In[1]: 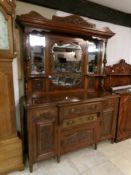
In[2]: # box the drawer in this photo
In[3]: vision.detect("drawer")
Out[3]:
[59,102,101,120]
[28,106,57,121]
[63,114,97,128]
[102,98,118,108]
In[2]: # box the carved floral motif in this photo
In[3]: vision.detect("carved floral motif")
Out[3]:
[52,14,96,28]
[105,59,131,74]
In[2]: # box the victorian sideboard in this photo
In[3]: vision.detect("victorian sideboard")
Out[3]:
[17,11,121,172]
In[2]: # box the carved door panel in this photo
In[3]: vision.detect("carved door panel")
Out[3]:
[30,107,57,161]
[33,118,57,160]
[61,123,98,154]
[101,108,114,140]
[116,95,131,141]
[125,96,131,135]
[100,98,119,141]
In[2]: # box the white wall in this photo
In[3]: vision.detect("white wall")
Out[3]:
[56,11,131,65]
[14,2,131,130]
[16,1,56,18]
[90,19,131,65]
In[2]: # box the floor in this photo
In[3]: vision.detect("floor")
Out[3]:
[9,139,131,175]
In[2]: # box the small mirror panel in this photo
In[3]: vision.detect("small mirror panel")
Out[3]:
[29,34,45,74]
[88,41,98,74]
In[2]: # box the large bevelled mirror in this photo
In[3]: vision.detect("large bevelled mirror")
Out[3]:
[51,41,83,87]
[52,42,82,73]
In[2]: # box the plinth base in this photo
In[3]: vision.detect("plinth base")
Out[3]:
[0,137,24,174]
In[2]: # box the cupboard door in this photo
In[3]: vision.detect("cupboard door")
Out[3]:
[101,108,114,140]
[33,115,57,161]
[27,106,57,171]
[100,97,119,141]
[125,96,131,135]
[116,95,131,141]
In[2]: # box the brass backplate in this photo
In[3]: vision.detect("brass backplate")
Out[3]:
[63,114,97,128]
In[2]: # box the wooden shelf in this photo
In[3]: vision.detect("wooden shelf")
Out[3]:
[28,74,47,78]
[106,74,131,76]
[86,74,106,77]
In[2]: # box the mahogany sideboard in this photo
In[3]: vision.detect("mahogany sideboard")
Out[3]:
[17,12,121,172]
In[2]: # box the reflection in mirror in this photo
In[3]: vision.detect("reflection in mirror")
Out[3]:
[51,42,82,87]
[88,41,98,74]
[52,43,82,73]
[29,34,45,74]
[51,75,82,87]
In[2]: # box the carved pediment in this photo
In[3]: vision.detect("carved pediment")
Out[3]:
[19,11,49,21]
[101,27,114,34]
[105,59,131,74]
[17,11,115,39]
[52,15,96,28]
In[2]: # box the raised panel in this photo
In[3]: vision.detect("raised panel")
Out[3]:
[101,109,113,138]
[100,97,119,141]
[0,65,16,140]
[0,72,11,137]
[32,79,44,93]
[29,107,57,161]
[61,126,96,153]
[35,118,56,160]
[123,97,131,135]
[116,95,131,141]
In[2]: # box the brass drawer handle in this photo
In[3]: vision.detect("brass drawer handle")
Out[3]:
[67,120,75,125]
[63,114,97,128]
[71,108,75,112]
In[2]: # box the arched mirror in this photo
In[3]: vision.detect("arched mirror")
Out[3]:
[51,42,83,87]
[52,42,82,73]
